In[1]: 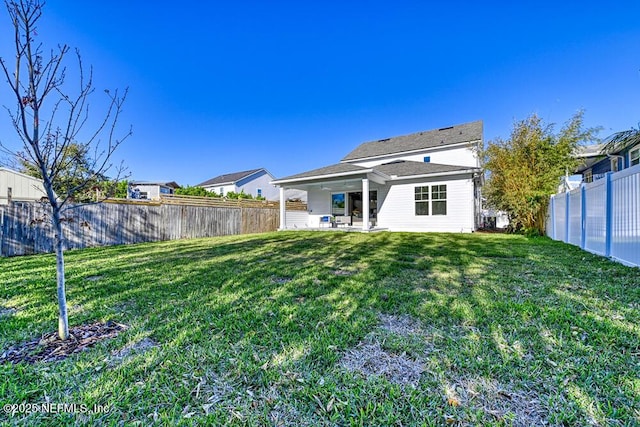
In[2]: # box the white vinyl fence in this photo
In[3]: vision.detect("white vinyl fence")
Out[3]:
[547,164,640,267]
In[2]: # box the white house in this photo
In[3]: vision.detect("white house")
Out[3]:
[197,168,282,200]
[129,181,180,200]
[271,121,483,232]
[0,167,47,204]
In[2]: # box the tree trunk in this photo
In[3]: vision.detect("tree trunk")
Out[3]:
[52,208,69,340]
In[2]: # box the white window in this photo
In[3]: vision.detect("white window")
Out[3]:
[414,186,429,215]
[630,146,640,167]
[219,187,224,196]
[611,157,620,172]
[431,185,447,215]
[584,169,593,183]
[257,188,262,197]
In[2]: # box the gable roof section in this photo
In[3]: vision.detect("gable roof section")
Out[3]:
[272,161,477,185]
[0,167,46,183]
[197,168,264,187]
[374,161,475,178]
[271,163,370,184]
[341,120,483,162]
[130,181,180,188]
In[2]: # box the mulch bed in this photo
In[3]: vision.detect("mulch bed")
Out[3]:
[0,320,127,364]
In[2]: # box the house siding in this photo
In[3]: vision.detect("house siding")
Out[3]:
[348,144,479,169]
[0,169,47,204]
[202,184,236,196]
[285,211,310,229]
[236,172,279,200]
[377,175,475,232]
[201,170,285,200]
[582,143,640,182]
[590,157,613,177]
[306,188,331,227]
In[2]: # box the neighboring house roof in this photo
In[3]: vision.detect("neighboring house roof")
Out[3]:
[573,144,604,173]
[130,181,180,188]
[341,120,483,162]
[196,168,266,187]
[272,161,478,185]
[574,144,604,158]
[0,167,46,182]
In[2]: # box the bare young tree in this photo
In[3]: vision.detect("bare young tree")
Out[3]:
[0,0,131,339]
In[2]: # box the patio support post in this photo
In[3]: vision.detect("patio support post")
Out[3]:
[279,186,286,230]
[362,178,370,231]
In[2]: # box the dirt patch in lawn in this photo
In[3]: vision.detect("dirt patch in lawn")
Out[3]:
[0,306,17,318]
[445,376,550,426]
[109,337,157,365]
[333,269,356,276]
[0,321,127,364]
[378,313,424,336]
[339,313,427,387]
[339,341,425,387]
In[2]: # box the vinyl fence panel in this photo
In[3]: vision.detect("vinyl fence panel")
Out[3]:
[583,178,607,256]
[568,189,582,246]
[547,165,640,267]
[610,166,640,266]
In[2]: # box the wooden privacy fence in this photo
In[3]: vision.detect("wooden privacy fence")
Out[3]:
[0,197,306,257]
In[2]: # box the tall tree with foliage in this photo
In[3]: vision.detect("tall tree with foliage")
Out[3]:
[175,185,218,197]
[17,142,110,202]
[482,112,597,235]
[0,0,130,339]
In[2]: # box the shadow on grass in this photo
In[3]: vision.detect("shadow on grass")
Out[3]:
[0,231,638,425]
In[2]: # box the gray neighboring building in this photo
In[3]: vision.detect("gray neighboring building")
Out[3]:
[197,168,287,200]
[129,181,180,200]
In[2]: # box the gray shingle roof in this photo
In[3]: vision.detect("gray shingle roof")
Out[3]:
[130,181,180,188]
[341,120,483,162]
[374,161,475,177]
[272,163,369,183]
[197,168,264,187]
[272,161,477,185]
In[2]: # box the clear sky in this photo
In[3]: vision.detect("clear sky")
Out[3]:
[1,1,639,185]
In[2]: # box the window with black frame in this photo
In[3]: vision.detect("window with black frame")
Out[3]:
[332,193,345,216]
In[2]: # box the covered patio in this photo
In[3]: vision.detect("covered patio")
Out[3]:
[272,163,389,232]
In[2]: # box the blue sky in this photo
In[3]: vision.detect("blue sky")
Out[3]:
[1,1,639,185]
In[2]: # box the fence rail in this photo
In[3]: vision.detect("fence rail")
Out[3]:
[547,164,640,267]
[103,194,307,211]
[0,197,305,257]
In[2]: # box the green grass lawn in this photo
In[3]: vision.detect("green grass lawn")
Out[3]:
[1,231,639,426]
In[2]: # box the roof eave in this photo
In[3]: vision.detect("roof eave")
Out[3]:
[341,139,482,163]
[387,168,481,181]
[198,168,267,188]
[200,180,235,187]
[271,168,374,186]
